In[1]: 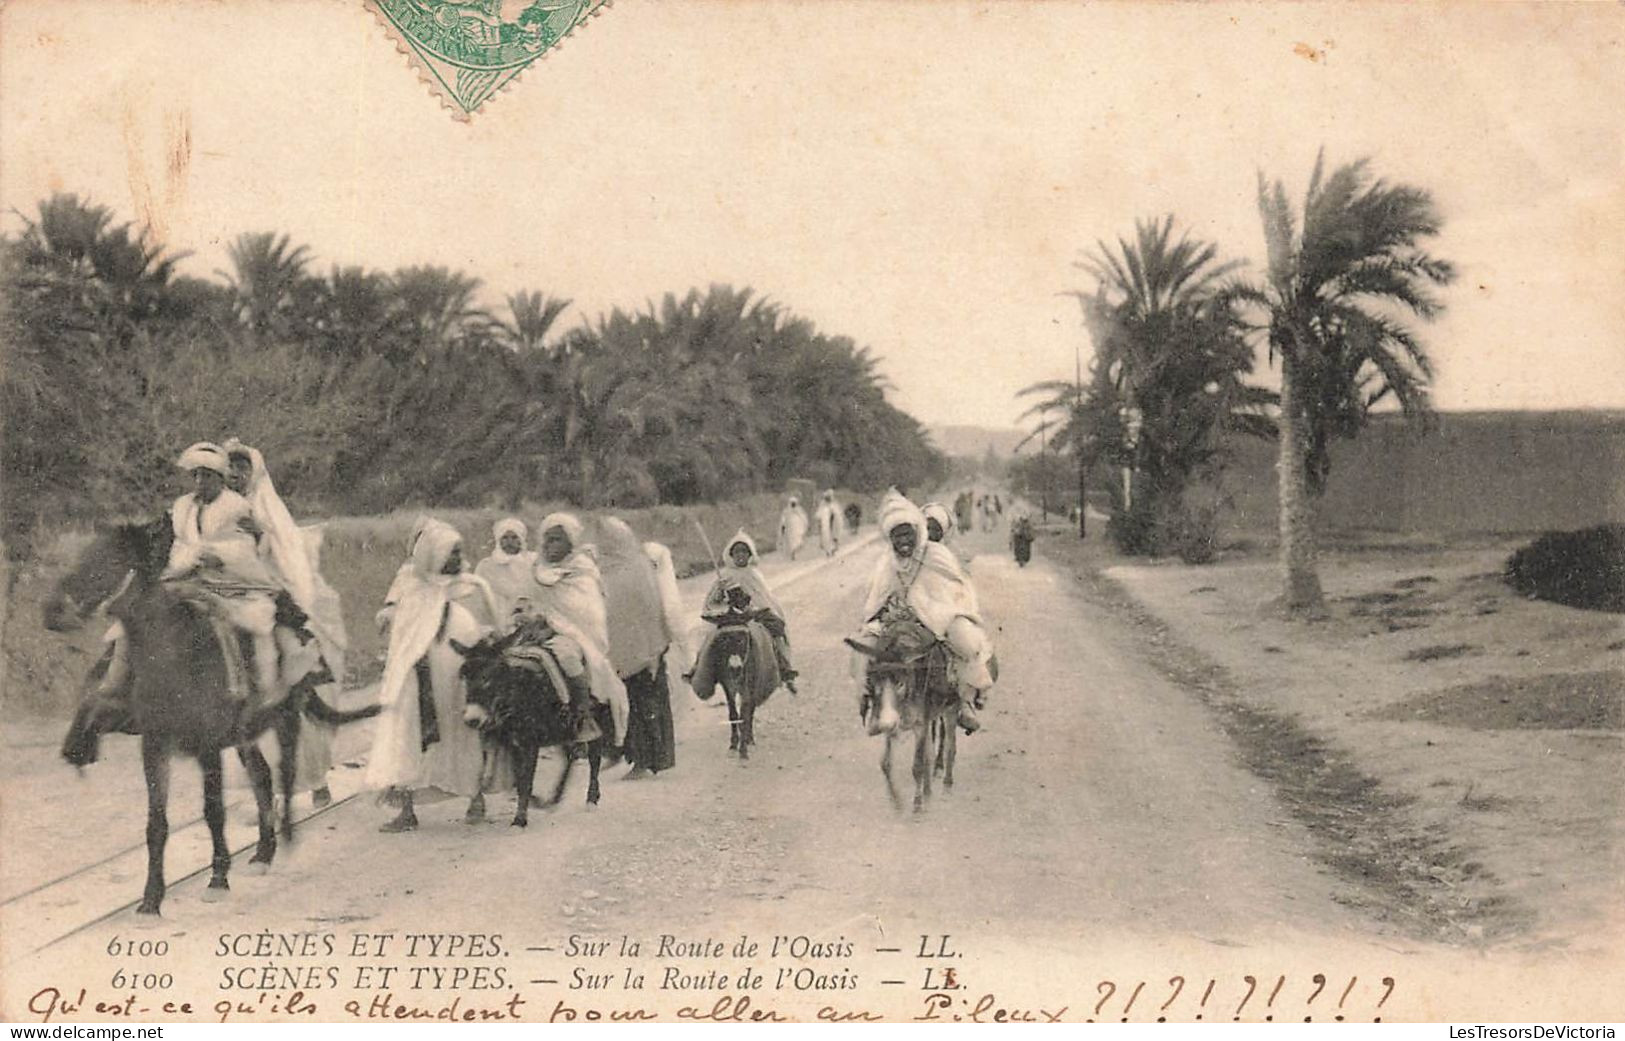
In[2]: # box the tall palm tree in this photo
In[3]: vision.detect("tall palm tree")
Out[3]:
[497,290,572,352]
[221,232,313,340]
[1227,153,1455,612]
[391,265,488,350]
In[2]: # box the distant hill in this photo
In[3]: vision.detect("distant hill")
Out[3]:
[927,424,1029,459]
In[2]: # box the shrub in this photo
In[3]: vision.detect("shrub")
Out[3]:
[1504,524,1625,613]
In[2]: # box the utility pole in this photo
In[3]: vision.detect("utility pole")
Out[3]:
[1038,414,1049,521]
[1075,338,1087,539]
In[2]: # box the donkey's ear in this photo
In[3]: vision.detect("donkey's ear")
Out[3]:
[449,638,471,656]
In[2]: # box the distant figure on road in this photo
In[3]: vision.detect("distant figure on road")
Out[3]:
[954,491,973,534]
[1011,513,1035,567]
[844,501,862,533]
[816,489,843,557]
[778,495,809,561]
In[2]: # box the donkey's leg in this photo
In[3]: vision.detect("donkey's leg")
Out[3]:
[138,737,171,916]
[201,749,231,900]
[466,742,491,825]
[237,744,278,866]
[881,732,902,812]
[913,719,933,814]
[511,742,538,828]
[723,683,741,753]
[586,740,602,806]
[275,699,301,842]
[942,711,957,790]
[544,749,575,807]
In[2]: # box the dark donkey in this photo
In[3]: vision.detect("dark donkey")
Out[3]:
[455,628,614,826]
[45,515,375,915]
[690,584,781,760]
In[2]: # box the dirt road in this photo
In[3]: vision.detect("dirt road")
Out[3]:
[6,521,1615,1022]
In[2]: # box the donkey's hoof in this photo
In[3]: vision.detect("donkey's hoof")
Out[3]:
[201,884,230,902]
[246,861,271,876]
[136,901,162,917]
[510,817,528,829]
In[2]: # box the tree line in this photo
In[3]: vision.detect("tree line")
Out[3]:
[1017,152,1455,613]
[1,195,946,560]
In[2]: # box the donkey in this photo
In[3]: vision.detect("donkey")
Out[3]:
[455,630,614,826]
[852,613,961,813]
[45,515,374,915]
[689,584,781,761]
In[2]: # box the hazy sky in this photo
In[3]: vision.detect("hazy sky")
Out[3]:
[3,1,1621,430]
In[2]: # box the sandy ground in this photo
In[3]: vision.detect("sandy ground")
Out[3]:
[1096,536,1625,953]
[4,522,1624,1022]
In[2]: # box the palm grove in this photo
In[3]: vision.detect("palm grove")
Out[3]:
[1018,154,1455,613]
[1,195,946,560]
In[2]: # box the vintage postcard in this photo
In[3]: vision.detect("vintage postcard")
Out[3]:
[2,0,1622,1028]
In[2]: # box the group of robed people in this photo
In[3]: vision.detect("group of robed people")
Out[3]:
[73,442,1004,829]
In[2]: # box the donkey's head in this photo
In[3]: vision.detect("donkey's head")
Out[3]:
[452,634,513,731]
[44,514,174,632]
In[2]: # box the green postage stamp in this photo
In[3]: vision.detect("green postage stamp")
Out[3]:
[370,0,611,118]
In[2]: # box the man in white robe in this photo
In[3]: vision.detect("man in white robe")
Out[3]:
[474,516,539,630]
[162,442,285,710]
[600,517,691,778]
[815,490,843,557]
[368,519,494,831]
[852,491,995,735]
[778,496,809,561]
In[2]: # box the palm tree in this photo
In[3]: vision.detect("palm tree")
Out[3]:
[391,265,488,350]
[1227,153,1455,612]
[1042,216,1270,554]
[221,232,314,340]
[497,290,572,352]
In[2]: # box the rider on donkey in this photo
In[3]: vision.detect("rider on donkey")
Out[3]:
[689,530,797,695]
[67,442,319,765]
[849,491,995,736]
[98,445,281,705]
[516,513,629,751]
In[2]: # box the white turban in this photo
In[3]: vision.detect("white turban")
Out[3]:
[879,491,925,544]
[725,529,760,565]
[176,441,229,476]
[492,517,528,549]
[922,502,954,538]
[539,512,584,547]
[412,519,465,579]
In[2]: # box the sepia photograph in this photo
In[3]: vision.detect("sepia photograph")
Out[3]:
[1,0,1621,1026]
